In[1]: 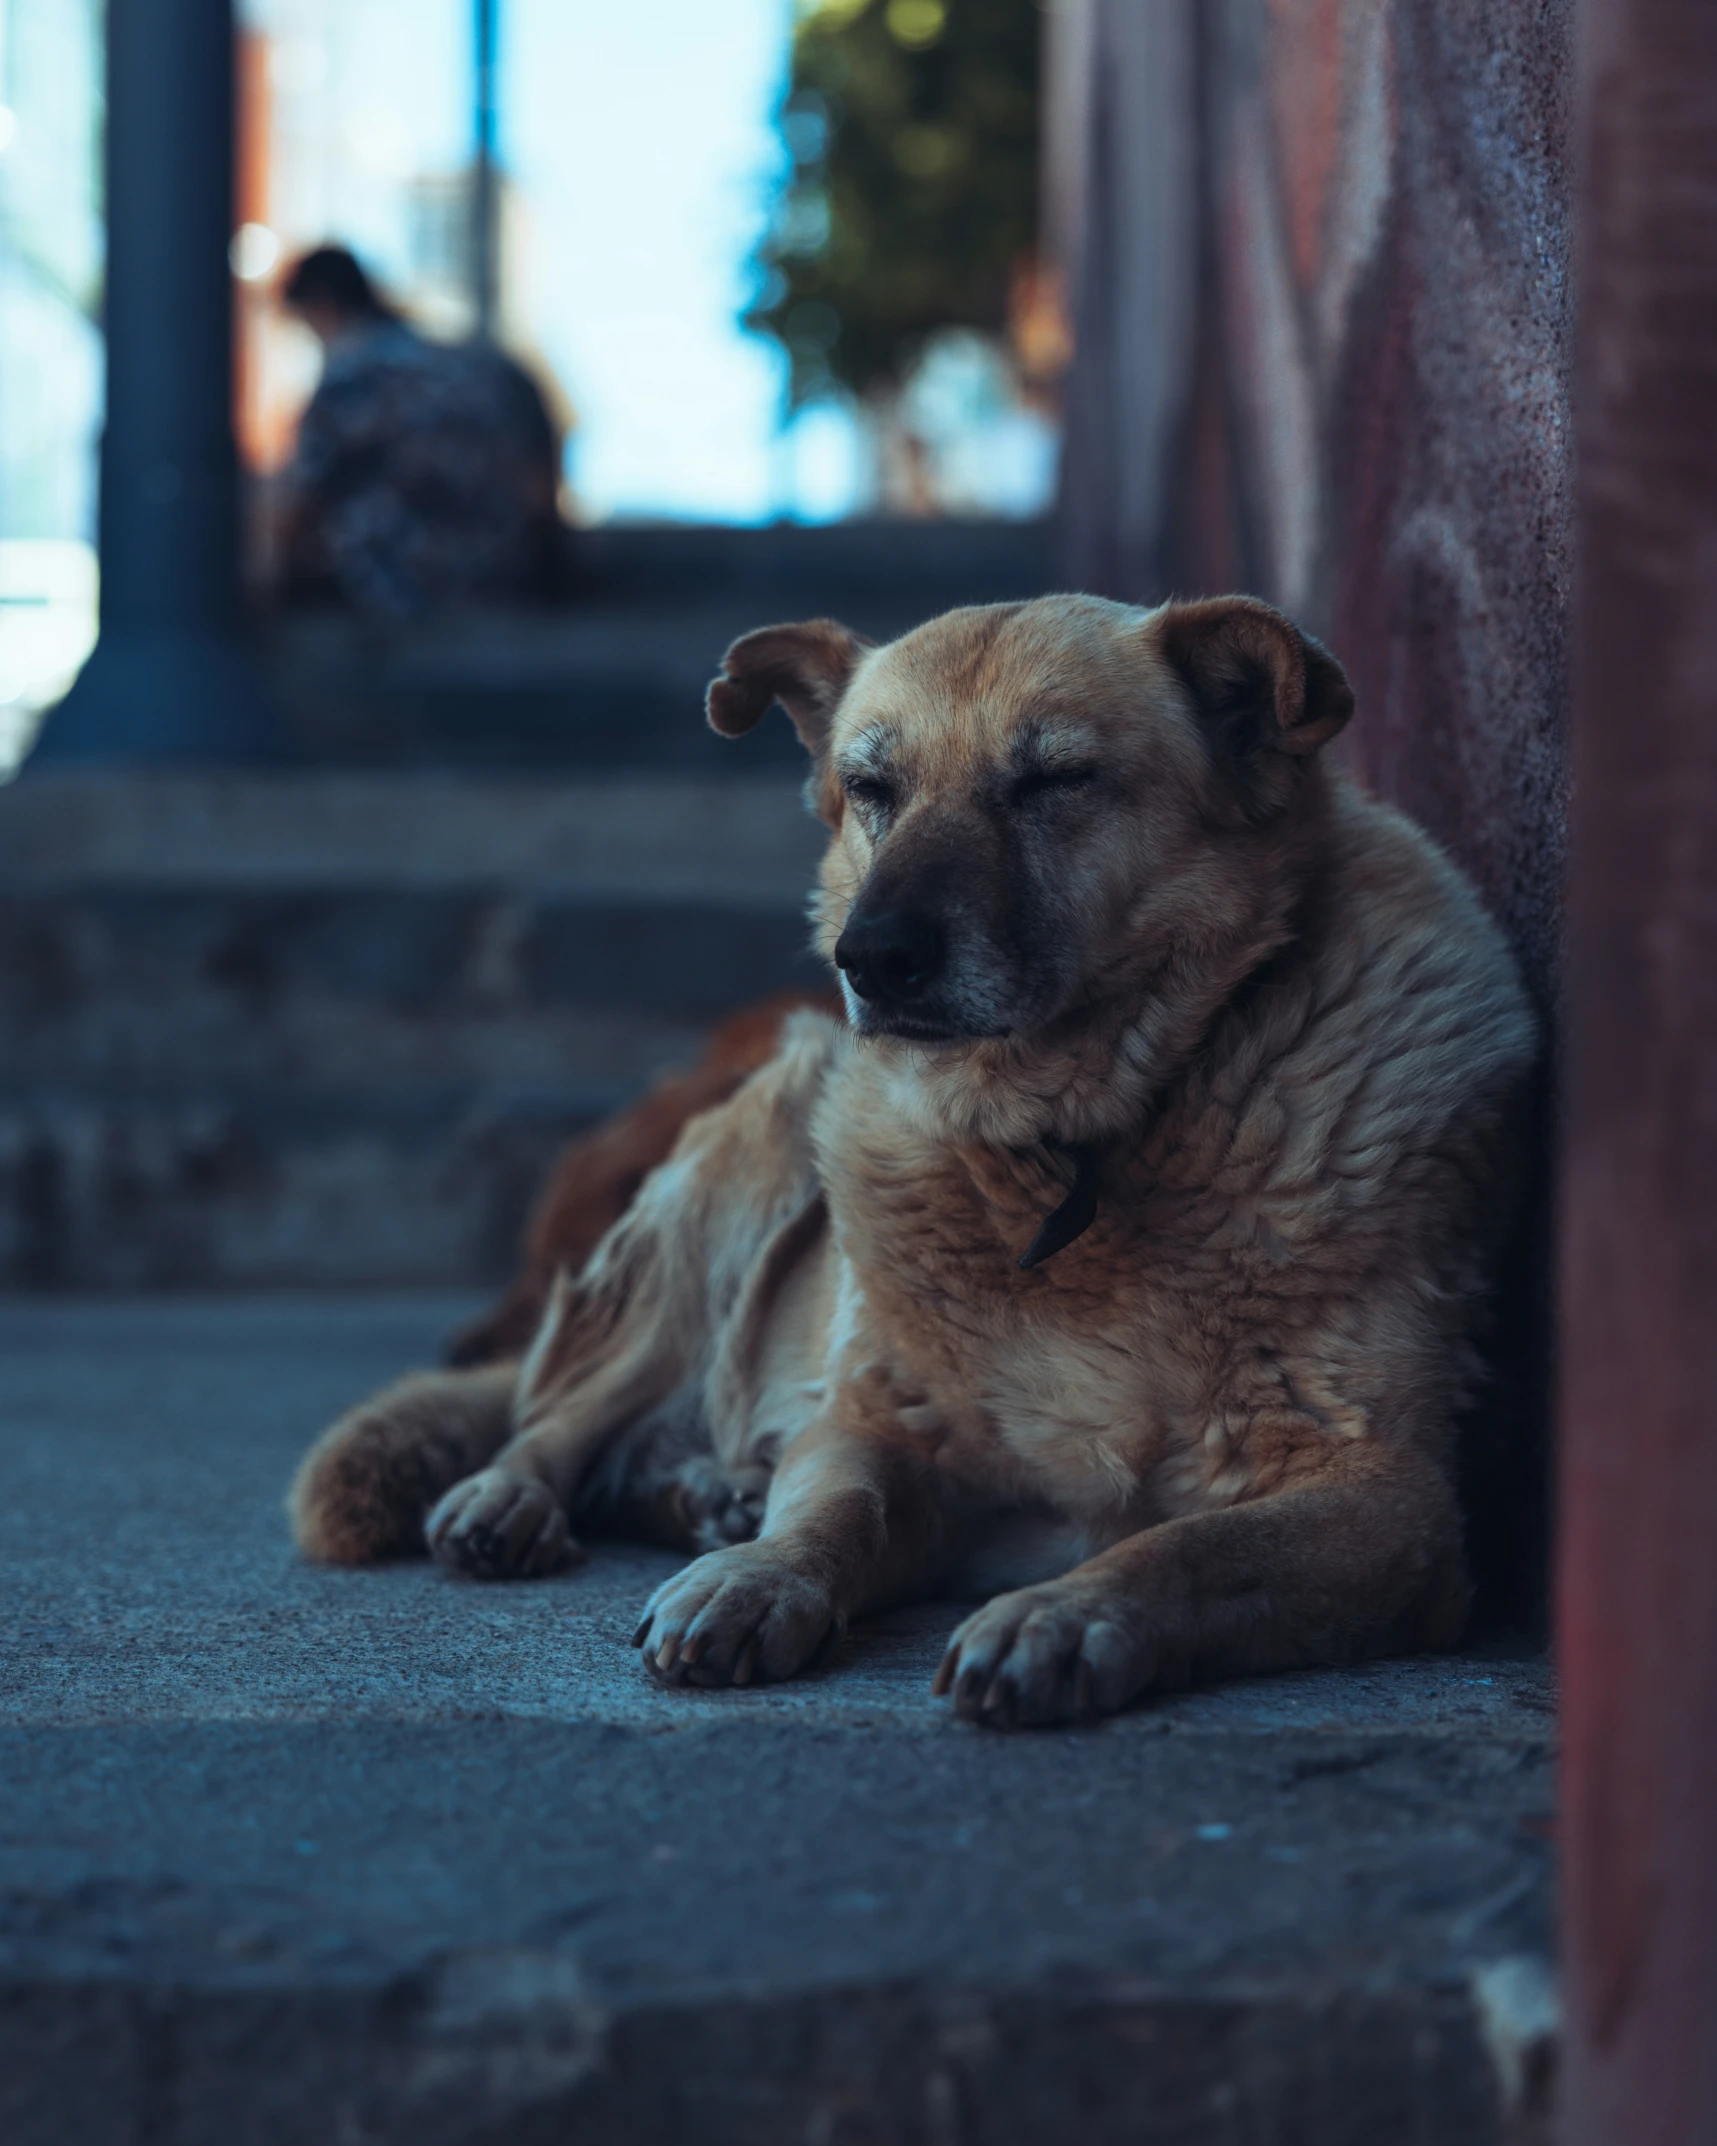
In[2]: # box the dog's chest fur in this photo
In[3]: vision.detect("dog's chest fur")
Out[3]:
[810,1067,1277,1524]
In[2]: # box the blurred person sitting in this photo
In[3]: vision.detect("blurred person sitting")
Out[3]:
[278,245,566,618]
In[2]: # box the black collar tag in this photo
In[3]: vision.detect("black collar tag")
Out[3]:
[1017,1145,1101,1271]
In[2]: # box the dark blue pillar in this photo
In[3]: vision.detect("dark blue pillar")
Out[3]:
[473,0,500,340]
[32,0,282,762]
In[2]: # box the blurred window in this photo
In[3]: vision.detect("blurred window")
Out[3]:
[0,0,103,774]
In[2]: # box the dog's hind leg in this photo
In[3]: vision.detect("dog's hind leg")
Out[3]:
[426,1011,838,1581]
[289,1362,519,1567]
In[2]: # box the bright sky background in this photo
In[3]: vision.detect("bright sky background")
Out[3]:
[504,0,800,521]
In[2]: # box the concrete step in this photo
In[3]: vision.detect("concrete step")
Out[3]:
[0,772,825,1288]
[564,517,1057,608]
[268,608,814,773]
[264,520,1057,770]
[0,1297,1558,2146]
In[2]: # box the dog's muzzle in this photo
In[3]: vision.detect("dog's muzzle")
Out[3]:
[834,904,946,1014]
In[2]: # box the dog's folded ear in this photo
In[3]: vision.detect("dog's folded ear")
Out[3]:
[1155,597,1354,817]
[706,620,869,756]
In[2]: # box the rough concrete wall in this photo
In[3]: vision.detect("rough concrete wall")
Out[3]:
[1051,1,1201,607]
[1055,0,1573,1617]
[1058,0,1572,1017]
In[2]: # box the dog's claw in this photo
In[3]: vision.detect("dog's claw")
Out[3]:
[934,1587,1144,1727]
[981,1673,1016,1727]
[631,1543,839,1690]
[425,1468,575,1582]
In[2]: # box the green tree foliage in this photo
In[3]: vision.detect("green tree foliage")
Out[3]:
[749,0,1040,406]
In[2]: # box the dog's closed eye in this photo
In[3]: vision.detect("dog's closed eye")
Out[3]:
[841,772,898,826]
[1011,764,1098,806]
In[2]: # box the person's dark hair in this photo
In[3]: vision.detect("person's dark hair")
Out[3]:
[281,245,391,319]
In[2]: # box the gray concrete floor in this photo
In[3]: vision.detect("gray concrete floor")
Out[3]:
[0,1295,1556,2145]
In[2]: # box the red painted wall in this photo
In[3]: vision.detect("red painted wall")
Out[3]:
[1560,1,1717,2138]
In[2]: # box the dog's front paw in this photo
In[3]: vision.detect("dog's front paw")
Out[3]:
[932,1583,1144,1728]
[425,1468,581,1579]
[633,1543,842,1688]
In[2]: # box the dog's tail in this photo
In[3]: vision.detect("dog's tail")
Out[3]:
[289,1364,516,1565]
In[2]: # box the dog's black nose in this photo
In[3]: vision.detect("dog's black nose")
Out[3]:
[834,907,945,1004]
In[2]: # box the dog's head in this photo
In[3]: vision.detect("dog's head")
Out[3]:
[707,595,1352,1046]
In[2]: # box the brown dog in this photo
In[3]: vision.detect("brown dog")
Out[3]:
[290,594,1535,1725]
[443,989,837,1370]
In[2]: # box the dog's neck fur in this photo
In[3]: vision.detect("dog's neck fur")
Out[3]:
[869,937,1280,1152]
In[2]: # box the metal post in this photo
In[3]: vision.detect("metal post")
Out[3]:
[1560,0,1717,2139]
[472,0,500,341]
[32,0,280,763]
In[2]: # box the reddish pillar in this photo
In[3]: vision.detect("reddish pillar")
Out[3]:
[1559,2,1717,2141]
